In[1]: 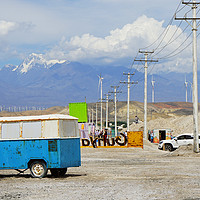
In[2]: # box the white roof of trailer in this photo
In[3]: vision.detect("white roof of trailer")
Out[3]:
[0,114,78,122]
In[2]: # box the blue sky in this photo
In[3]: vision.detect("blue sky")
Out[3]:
[0,0,196,73]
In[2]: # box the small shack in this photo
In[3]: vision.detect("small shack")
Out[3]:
[149,129,172,143]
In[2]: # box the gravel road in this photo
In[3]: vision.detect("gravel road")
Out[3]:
[0,141,200,200]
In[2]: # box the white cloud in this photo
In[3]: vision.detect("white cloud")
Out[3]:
[0,20,17,35]
[46,15,192,73]
[47,16,163,59]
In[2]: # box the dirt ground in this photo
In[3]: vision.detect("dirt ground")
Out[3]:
[0,141,200,200]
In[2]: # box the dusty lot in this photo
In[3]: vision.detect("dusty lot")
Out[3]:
[0,141,200,200]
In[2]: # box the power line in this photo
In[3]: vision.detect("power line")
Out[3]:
[157,31,192,59]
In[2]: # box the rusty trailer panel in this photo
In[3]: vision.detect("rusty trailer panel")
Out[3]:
[0,138,81,170]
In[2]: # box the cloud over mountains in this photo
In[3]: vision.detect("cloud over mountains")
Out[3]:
[46,15,191,73]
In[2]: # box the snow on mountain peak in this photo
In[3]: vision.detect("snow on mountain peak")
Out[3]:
[16,53,68,73]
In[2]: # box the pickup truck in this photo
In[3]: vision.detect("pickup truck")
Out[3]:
[158,133,195,151]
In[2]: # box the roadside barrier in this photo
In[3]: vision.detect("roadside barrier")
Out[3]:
[81,131,143,148]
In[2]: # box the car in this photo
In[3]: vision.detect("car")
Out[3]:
[158,133,196,152]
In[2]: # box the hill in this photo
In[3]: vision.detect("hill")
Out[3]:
[0,101,195,126]
[86,101,195,123]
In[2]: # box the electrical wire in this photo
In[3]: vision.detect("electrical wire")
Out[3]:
[151,1,199,59]
[152,21,187,57]
[158,31,192,59]
[151,23,190,58]
[140,0,192,53]
[140,0,184,50]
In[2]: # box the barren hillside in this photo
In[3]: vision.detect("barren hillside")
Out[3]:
[0,106,67,117]
[87,101,195,123]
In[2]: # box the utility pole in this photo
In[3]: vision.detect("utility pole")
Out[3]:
[175,0,200,152]
[88,110,91,123]
[151,75,155,103]
[135,50,158,139]
[120,72,138,131]
[109,86,121,137]
[185,76,188,103]
[98,75,104,131]
[96,102,99,130]
[92,108,94,124]
[104,94,111,129]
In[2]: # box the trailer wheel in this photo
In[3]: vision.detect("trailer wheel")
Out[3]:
[50,168,67,177]
[30,161,47,178]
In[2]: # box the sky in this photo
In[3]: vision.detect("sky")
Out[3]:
[0,0,197,73]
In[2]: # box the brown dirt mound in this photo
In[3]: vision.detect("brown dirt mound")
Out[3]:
[170,144,200,157]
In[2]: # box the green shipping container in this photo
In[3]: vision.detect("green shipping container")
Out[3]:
[69,102,88,123]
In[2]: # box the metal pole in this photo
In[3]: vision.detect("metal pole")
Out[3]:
[101,78,103,131]
[96,103,98,130]
[120,73,137,132]
[109,86,120,137]
[192,0,199,152]
[88,110,91,123]
[106,94,108,129]
[114,87,117,137]
[144,53,148,139]
[127,73,130,131]
[92,108,94,124]
[135,51,157,139]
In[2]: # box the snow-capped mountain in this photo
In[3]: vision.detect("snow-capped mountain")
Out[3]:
[0,53,193,107]
[14,53,68,73]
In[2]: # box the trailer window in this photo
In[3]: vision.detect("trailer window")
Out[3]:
[60,120,79,137]
[22,121,41,138]
[2,123,20,139]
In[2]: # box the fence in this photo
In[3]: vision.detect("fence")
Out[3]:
[0,106,47,112]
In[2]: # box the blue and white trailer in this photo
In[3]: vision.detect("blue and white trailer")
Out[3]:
[0,114,81,178]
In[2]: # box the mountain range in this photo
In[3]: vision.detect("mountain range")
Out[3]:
[0,53,195,107]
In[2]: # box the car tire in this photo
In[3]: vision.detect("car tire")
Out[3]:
[165,144,173,152]
[30,161,47,178]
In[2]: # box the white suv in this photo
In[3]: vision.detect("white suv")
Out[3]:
[158,133,195,151]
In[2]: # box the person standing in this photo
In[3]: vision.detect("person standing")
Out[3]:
[135,116,139,124]
[104,129,108,140]
[150,132,154,143]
